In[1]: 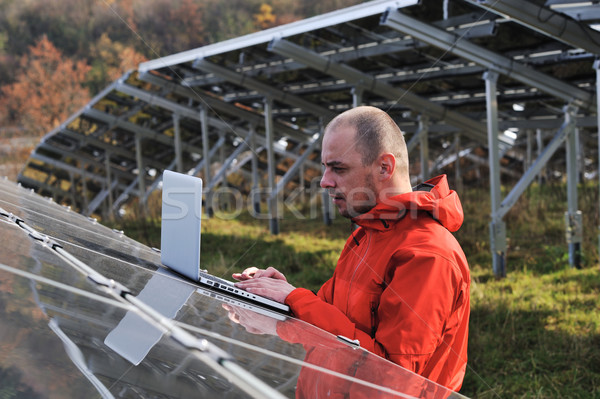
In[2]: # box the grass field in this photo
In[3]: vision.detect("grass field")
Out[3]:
[110,182,600,398]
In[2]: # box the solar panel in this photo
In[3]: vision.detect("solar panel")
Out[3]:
[0,176,467,398]
[0,180,468,398]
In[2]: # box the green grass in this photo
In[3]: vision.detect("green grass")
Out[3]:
[108,183,600,398]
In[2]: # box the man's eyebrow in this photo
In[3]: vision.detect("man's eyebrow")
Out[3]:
[322,160,346,167]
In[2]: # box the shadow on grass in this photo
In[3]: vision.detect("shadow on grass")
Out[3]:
[462,304,600,398]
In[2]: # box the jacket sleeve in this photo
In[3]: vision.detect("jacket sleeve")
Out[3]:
[284,250,463,375]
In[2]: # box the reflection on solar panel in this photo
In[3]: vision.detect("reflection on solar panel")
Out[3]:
[0,177,467,398]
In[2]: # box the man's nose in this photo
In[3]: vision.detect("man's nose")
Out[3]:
[320,169,334,189]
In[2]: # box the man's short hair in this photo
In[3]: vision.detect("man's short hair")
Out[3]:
[325,106,408,170]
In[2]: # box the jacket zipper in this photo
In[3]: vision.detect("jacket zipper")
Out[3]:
[370,302,377,338]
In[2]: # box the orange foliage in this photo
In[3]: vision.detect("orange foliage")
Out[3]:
[254,3,277,29]
[0,35,91,137]
[91,33,148,84]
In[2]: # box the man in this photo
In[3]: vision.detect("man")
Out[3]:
[233,106,470,392]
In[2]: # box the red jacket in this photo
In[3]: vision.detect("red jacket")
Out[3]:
[283,175,470,392]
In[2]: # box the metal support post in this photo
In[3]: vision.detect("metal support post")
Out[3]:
[484,71,506,277]
[80,162,90,215]
[264,98,279,234]
[172,114,183,173]
[135,135,147,215]
[105,152,114,221]
[536,129,544,184]
[565,107,582,268]
[351,87,363,107]
[418,115,430,182]
[595,60,600,259]
[321,178,332,226]
[526,130,533,174]
[299,161,305,204]
[317,118,331,226]
[200,107,213,217]
[576,128,583,184]
[249,125,261,214]
[218,133,231,211]
[454,134,463,193]
[69,171,77,209]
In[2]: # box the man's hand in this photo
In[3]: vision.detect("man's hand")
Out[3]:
[232,266,287,282]
[232,266,295,303]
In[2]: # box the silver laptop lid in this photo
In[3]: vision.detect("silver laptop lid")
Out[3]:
[160,170,203,281]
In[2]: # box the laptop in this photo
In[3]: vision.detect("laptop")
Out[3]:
[160,170,290,314]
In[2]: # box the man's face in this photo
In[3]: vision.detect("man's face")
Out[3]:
[320,125,378,218]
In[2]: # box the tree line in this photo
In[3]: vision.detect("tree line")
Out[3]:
[0,0,365,141]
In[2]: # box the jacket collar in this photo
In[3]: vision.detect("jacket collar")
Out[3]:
[351,175,464,233]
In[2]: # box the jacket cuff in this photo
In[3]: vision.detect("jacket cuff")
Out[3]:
[285,287,316,310]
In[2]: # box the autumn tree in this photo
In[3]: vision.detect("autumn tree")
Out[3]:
[133,0,206,56]
[254,4,277,30]
[0,35,91,137]
[88,33,147,92]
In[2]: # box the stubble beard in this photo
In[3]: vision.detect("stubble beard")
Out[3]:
[336,174,377,219]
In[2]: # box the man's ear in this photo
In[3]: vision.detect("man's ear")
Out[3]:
[378,153,396,181]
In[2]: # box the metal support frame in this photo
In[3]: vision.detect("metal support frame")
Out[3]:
[595,60,600,260]
[69,172,76,208]
[299,160,305,204]
[264,98,279,234]
[270,133,322,203]
[525,130,533,174]
[268,38,496,145]
[454,134,463,193]
[80,162,90,215]
[84,106,205,156]
[536,129,545,184]
[418,115,430,182]
[250,125,261,214]
[498,106,577,221]
[577,128,585,184]
[205,134,251,192]
[466,0,600,55]
[194,59,337,122]
[29,152,108,187]
[406,129,421,154]
[53,128,168,171]
[138,71,315,144]
[484,71,507,277]
[87,179,118,217]
[134,135,147,215]
[200,107,213,217]
[172,114,183,173]
[145,159,177,202]
[139,0,419,73]
[352,87,363,107]
[218,132,232,211]
[105,153,114,219]
[380,8,595,112]
[566,115,582,268]
[321,174,332,226]
[113,176,139,213]
[189,136,226,177]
